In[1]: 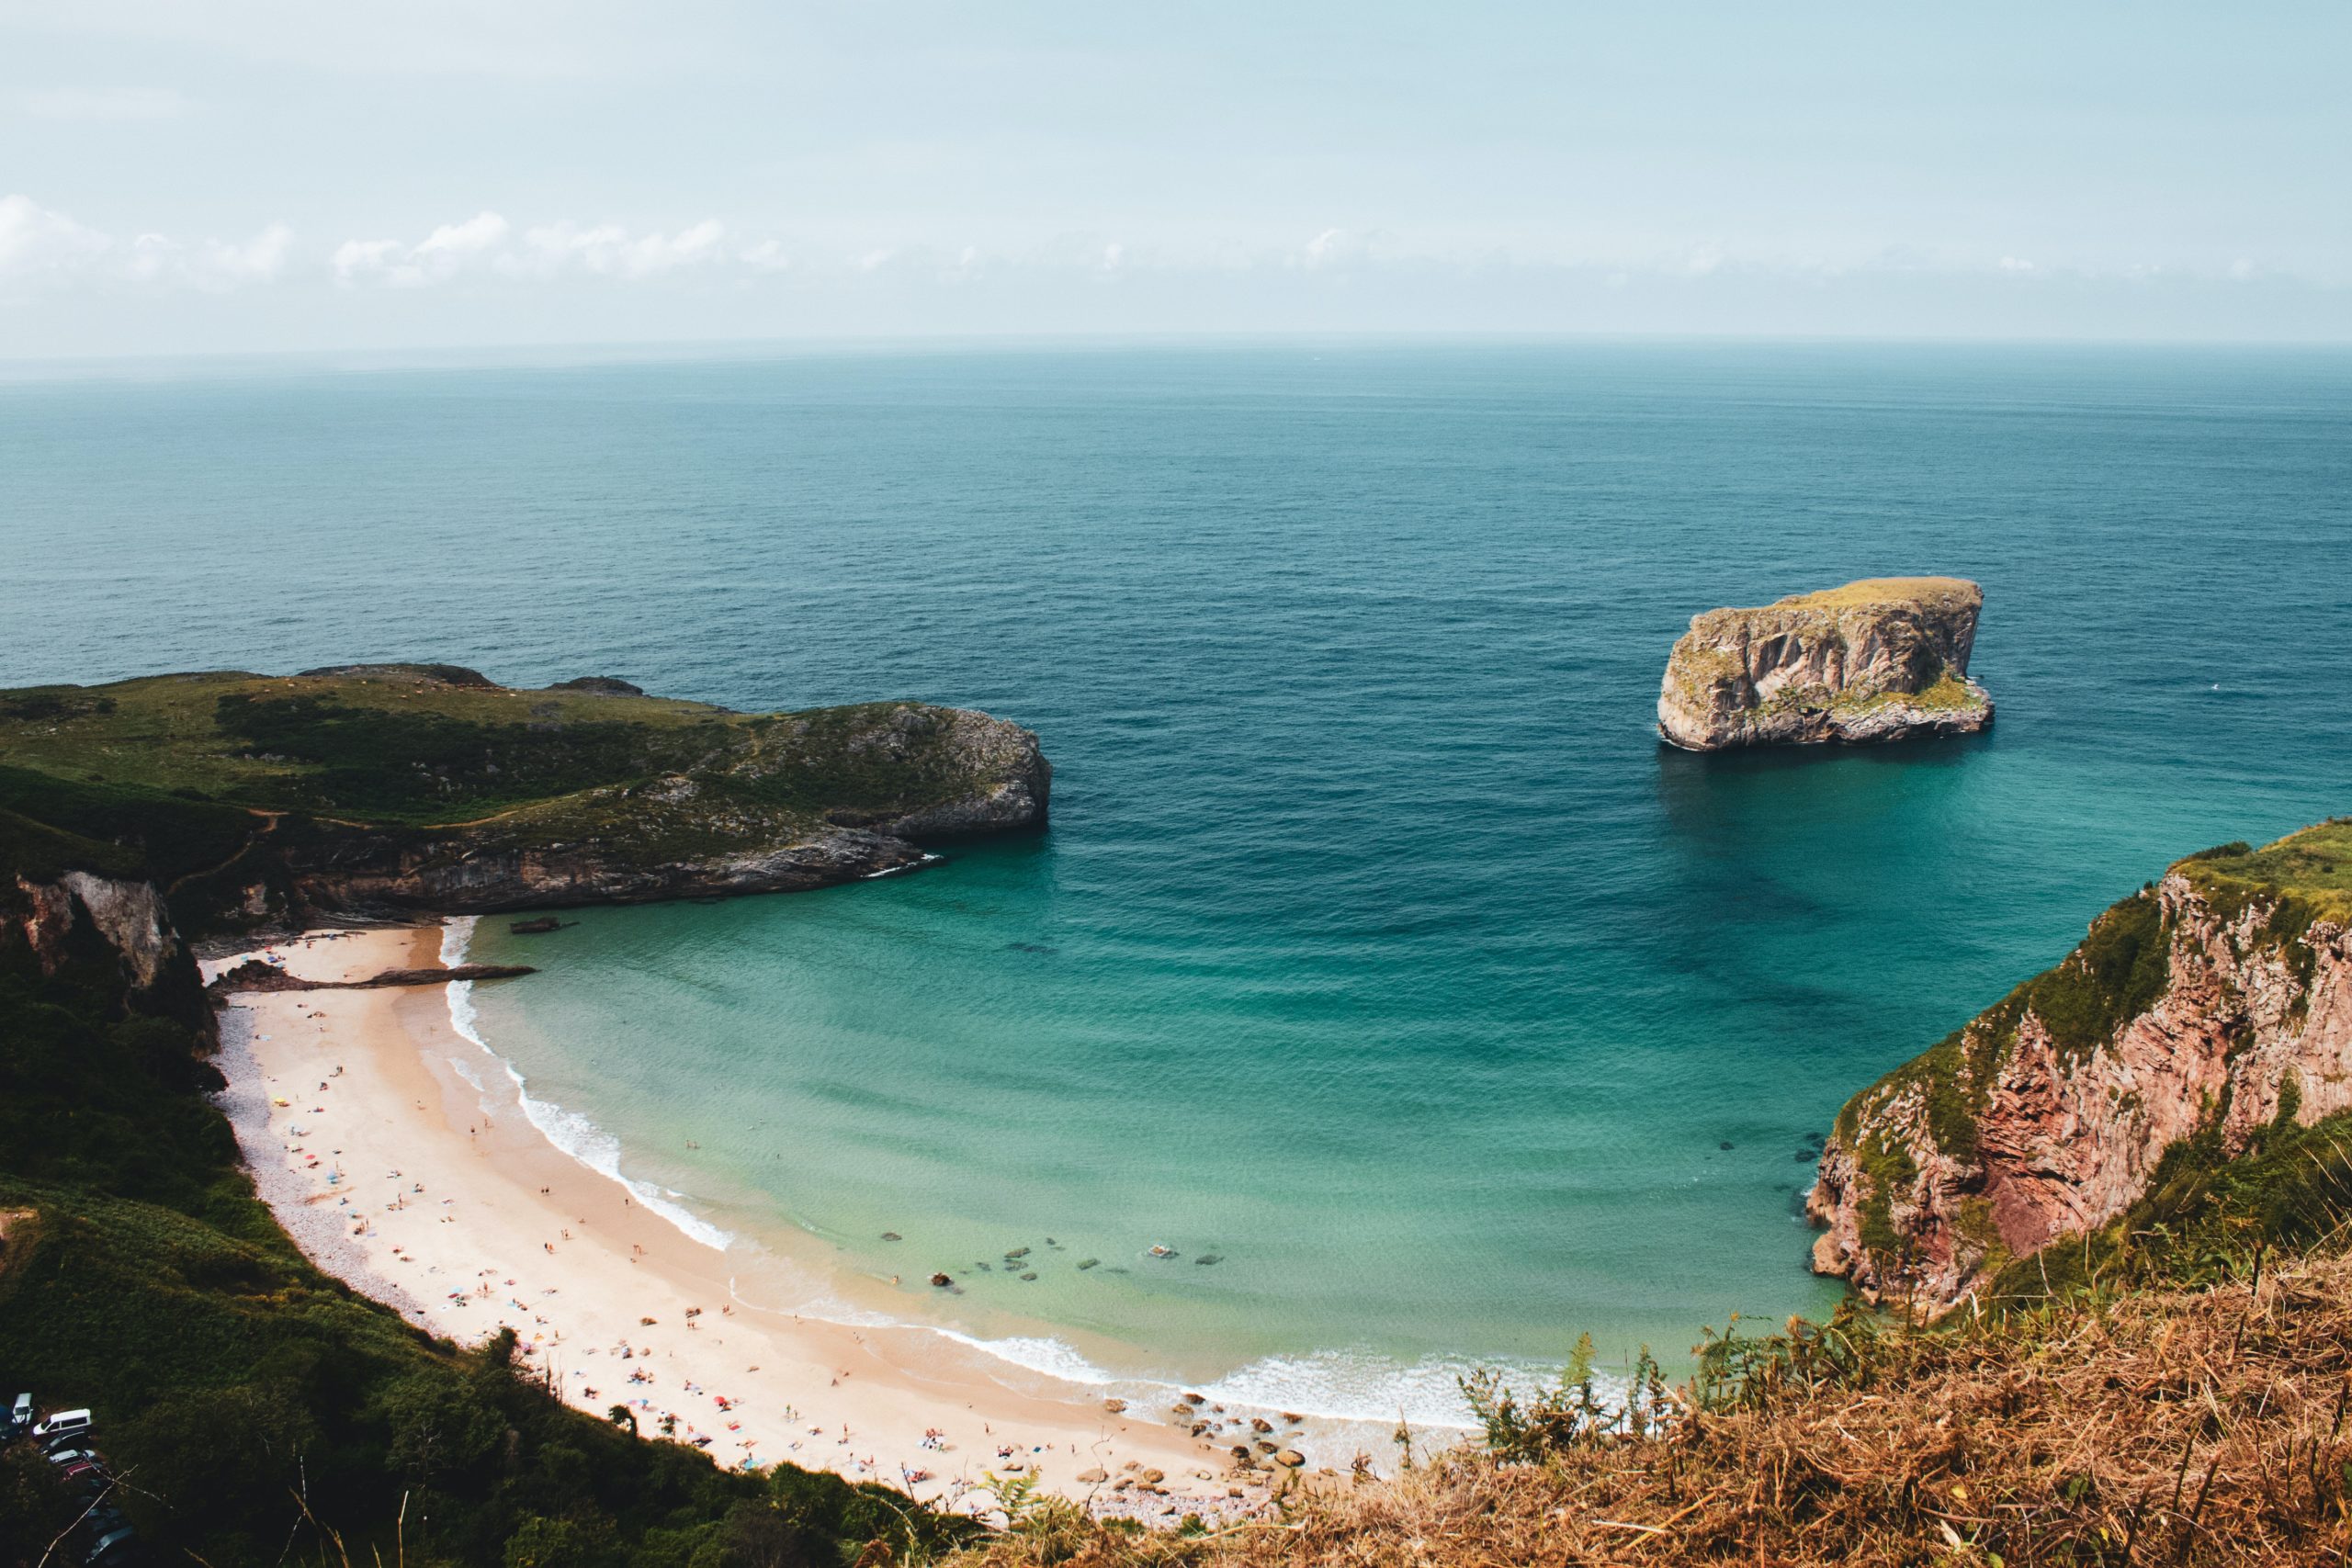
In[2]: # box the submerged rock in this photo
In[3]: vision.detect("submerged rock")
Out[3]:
[1657,577,1993,751]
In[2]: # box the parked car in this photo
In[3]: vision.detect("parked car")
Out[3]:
[6,1392,30,1438]
[33,1407,93,1443]
[83,1523,141,1567]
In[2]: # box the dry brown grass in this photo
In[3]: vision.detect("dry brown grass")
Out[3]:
[954,1247,2352,1567]
[1770,576,1982,613]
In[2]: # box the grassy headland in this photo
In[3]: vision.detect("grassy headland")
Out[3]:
[0,784,971,1568]
[0,664,1047,939]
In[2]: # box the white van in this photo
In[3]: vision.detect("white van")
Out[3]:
[32,1407,92,1443]
[6,1393,30,1437]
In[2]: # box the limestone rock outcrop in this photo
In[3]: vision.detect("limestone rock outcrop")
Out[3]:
[1806,821,2352,1315]
[1657,577,1993,751]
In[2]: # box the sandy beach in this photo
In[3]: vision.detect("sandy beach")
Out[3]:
[207,926,1290,1520]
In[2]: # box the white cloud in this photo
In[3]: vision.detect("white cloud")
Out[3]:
[1998,255,2037,274]
[739,238,794,273]
[329,238,400,284]
[0,194,109,278]
[0,197,297,290]
[334,210,508,287]
[198,222,294,285]
[17,85,188,119]
[512,219,724,278]
[120,221,294,288]
[333,212,730,286]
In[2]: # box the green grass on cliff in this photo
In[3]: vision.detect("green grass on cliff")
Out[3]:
[1987,1105,2352,1305]
[2177,818,2352,933]
[1826,670,1983,718]
[0,823,971,1566]
[0,667,1028,938]
[1833,888,2174,1275]
[2,668,752,825]
[1837,890,2171,1159]
[1830,820,2347,1282]
[0,668,1009,832]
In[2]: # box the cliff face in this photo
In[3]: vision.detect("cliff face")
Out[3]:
[4,863,216,1051]
[270,704,1052,917]
[1657,577,1993,751]
[1808,821,2352,1314]
[0,668,1050,935]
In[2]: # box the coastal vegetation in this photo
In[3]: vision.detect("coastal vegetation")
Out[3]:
[954,1075,2352,1566]
[11,662,2352,1565]
[0,694,1009,1567]
[1812,816,2352,1314]
[0,665,1050,937]
[954,1234,2352,1566]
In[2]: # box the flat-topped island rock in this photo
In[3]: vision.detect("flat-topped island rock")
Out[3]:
[1657,576,1994,751]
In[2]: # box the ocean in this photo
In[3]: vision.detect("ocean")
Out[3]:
[6,340,2349,1428]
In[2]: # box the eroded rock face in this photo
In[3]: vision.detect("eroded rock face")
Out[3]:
[1657,577,1993,751]
[12,871,181,991]
[1807,839,2352,1315]
[282,822,935,913]
[275,705,1050,919]
[875,707,1053,838]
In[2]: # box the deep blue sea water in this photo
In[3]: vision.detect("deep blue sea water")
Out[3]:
[5,342,2348,1424]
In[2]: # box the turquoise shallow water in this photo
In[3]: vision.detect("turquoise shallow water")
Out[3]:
[6,342,2350,1420]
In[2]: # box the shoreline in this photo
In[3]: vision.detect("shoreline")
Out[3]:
[209,926,1293,1520]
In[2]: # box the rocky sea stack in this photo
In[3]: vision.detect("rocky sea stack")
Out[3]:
[1807,818,2352,1315]
[1657,576,1993,751]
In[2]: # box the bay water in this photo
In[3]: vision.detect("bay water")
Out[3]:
[6,341,2348,1425]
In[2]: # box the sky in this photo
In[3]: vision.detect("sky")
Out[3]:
[2,1,2347,355]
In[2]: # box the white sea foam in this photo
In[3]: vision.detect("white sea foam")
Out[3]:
[1200,1349,1509,1430]
[906,1326,1554,1436]
[438,919,734,1255]
[430,913,1564,1440]
[931,1328,1129,1389]
[862,852,943,880]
